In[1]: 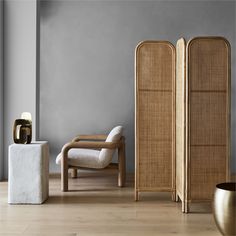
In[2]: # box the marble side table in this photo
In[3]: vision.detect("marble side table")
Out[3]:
[8,141,49,204]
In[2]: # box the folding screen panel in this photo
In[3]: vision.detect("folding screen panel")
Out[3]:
[135,41,176,200]
[176,37,231,212]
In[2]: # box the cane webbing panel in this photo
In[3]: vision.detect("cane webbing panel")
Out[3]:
[190,146,227,200]
[137,43,173,91]
[139,91,172,142]
[187,37,230,201]
[190,92,226,145]
[139,91,172,188]
[176,38,186,200]
[139,140,172,188]
[189,39,228,91]
[136,41,175,191]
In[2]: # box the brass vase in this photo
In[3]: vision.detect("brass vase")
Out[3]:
[13,119,32,144]
[213,182,236,236]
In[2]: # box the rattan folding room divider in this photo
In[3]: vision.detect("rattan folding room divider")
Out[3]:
[135,37,231,213]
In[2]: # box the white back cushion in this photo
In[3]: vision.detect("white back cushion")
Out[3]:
[99,126,123,167]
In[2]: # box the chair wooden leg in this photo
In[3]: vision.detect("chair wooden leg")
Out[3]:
[71,168,77,178]
[61,152,68,192]
[182,201,185,213]
[118,141,126,187]
[172,191,176,202]
[184,201,190,213]
[135,190,139,201]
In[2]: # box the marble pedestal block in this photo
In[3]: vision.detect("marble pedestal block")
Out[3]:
[8,141,49,204]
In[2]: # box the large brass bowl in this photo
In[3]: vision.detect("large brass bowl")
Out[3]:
[213,182,236,235]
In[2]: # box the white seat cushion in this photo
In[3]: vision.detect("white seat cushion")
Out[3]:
[56,148,102,169]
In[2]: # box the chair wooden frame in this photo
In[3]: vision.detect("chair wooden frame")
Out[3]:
[61,135,126,192]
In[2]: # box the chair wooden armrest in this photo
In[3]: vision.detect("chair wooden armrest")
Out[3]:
[72,134,108,142]
[62,141,121,154]
[63,136,125,156]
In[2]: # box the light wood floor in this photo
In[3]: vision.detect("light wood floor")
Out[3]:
[0,170,220,236]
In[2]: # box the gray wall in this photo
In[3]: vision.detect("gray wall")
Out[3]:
[40,0,236,173]
[0,0,3,180]
[3,0,38,179]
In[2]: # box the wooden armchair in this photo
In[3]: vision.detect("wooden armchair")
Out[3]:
[56,126,126,191]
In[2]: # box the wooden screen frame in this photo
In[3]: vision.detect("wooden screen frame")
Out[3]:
[175,38,187,212]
